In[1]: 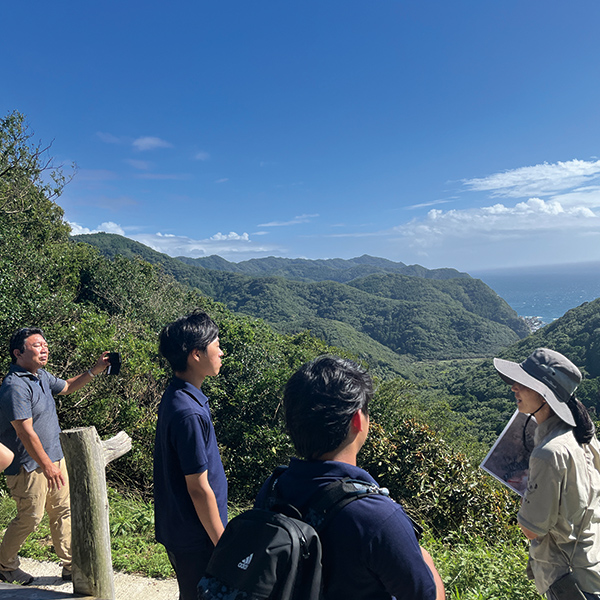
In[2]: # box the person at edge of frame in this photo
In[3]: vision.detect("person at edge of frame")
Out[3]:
[153,310,227,600]
[255,354,446,600]
[0,442,14,471]
[494,347,600,600]
[0,326,110,585]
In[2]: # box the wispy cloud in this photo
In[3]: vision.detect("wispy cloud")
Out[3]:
[96,132,122,144]
[463,159,600,198]
[135,173,191,180]
[195,151,210,161]
[132,136,173,151]
[407,199,452,210]
[124,159,152,171]
[258,214,319,227]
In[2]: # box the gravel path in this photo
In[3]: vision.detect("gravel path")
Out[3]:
[0,557,178,599]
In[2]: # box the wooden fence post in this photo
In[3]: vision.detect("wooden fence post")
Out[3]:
[60,427,132,600]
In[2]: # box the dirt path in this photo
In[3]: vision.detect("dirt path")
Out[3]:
[1,557,178,599]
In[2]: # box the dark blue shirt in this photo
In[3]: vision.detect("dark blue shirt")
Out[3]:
[154,377,228,552]
[0,365,66,475]
[256,459,436,600]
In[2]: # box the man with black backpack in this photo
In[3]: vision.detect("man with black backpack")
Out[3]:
[199,354,444,599]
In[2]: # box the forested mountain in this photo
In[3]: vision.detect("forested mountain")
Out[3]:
[74,233,528,366]
[176,253,470,282]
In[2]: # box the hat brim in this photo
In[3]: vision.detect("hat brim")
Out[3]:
[493,358,576,427]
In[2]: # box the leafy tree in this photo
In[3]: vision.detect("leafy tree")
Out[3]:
[0,110,72,248]
[0,111,79,347]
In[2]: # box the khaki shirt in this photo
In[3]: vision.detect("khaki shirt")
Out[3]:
[518,415,600,595]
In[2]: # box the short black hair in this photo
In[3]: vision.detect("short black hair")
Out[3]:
[284,355,373,460]
[159,311,219,373]
[9,327,45,364]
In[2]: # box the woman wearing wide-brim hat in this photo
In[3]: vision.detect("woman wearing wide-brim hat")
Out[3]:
[494,348,600,600]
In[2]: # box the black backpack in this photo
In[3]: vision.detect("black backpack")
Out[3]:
[197,468,390,600]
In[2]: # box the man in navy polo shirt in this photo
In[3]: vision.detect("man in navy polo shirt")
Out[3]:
[0,327,109,585]
[256,355,445,600]
[154,310,227,600]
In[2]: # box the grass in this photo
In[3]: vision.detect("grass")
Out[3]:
[0,486,173,579]
[424,533,542,599]
[0,486,543,597]
[0,486,252,580]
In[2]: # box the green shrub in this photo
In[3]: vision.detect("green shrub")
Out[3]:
[360,420,520,544]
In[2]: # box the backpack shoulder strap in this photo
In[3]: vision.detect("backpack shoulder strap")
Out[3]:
[265,470,423,540]
[263,466,305,519]
[303,478,389,532]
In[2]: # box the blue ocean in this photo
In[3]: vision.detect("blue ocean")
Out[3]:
[472,262,600,326]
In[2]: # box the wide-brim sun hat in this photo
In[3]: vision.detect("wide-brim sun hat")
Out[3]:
[493,348,582,427]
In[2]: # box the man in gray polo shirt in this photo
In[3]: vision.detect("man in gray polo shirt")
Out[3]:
[0,327,109,585]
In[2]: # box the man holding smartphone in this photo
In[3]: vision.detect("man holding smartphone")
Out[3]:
[0,327,110,585]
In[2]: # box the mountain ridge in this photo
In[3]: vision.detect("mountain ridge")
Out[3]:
[176,253,470,282]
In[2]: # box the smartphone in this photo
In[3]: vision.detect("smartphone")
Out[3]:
[107,352,121,375]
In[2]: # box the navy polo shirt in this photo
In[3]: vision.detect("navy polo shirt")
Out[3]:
[0,365,66,475]
[256,459,436,600]
[154,377,228,552]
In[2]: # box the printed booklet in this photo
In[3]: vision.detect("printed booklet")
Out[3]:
[479,409,537,496]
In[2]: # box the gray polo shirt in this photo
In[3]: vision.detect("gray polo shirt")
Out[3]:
[0,365,66,475]
[518,414,600,595]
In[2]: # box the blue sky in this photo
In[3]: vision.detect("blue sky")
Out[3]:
[3,1,600,271]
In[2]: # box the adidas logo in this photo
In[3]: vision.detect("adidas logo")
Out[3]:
[238,554,253,570]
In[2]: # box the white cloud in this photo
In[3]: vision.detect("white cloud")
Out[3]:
[131,230,280,259]
[259,214,319,227]
[69,222,281,259]
[393,198,600,261]
[68,221,125,236]
[215,178,229,184]
[195,151,210,161]
[210,232,250,242]
[132,136,173,151]
[464,159,600,198]
[549,186,600,209]
[377,158,600,268]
